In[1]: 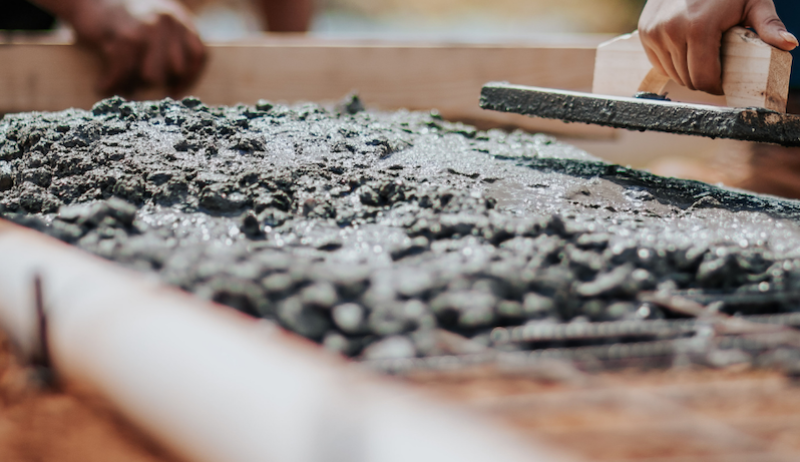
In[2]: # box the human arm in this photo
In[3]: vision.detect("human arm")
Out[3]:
[638,0,798,95]
[32,0,206,95]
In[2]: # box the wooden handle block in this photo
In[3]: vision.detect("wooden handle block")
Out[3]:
[722,27,792,111]
[593,26,793,112]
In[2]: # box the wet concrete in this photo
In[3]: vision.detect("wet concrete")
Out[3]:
[481,83,800,146]
[4,95,800,361]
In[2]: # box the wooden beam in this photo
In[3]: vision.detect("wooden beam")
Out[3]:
[721,27,792,111]
[0,35,614,139]
[592,27,792,112]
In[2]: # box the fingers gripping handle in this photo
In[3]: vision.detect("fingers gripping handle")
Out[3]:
[593,27,792,112]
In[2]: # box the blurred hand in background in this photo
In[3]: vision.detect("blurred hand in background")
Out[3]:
[34,0,206,96]
[27,0,313,96]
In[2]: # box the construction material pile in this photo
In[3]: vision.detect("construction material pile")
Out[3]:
[3,96,800,369]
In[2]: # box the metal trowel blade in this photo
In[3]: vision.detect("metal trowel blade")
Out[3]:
[480,82,800,147]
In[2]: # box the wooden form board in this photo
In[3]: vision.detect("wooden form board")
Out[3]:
[722,27,792,111]
[592,27,792,112]
[0,35,613,139]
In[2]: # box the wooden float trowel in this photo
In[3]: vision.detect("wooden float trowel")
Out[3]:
[480,26,800,146]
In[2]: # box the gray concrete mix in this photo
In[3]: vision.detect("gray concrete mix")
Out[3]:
[3,95,800,363]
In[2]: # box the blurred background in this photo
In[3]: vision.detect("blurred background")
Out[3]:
[190,0,647,41]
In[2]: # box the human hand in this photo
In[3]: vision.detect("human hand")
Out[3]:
[639,0,798,95]
[57,0,206,96]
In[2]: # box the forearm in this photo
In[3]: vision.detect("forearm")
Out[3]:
[254,0,313,32]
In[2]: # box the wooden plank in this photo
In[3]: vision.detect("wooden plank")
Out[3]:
[0,35,614,139]
[592,27,792,112]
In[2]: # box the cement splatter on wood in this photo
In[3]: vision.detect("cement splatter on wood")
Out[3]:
[3,95,800,366]
[480,83,800,146]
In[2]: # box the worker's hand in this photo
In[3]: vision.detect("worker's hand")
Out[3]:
[639,0,798,95]
[62,0,206,96]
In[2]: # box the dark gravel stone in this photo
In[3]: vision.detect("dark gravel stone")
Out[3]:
[430,290,497,329]
[199,183,249,212]
[277,296,331,340]
[240,211,262,238]
[368,304,414,336]
[0,172,13,191]
[198,277,266,317]
[337,93,365,115]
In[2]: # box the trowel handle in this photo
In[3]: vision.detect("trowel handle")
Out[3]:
[637,68,670,94]
[593,26,792,112]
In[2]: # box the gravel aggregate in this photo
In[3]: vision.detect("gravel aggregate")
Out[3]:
[5,95,800,364]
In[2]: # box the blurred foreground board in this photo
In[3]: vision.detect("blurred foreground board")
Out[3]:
[0,34,613,138]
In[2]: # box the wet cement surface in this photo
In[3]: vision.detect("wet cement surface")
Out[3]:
[4,96,800,363]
